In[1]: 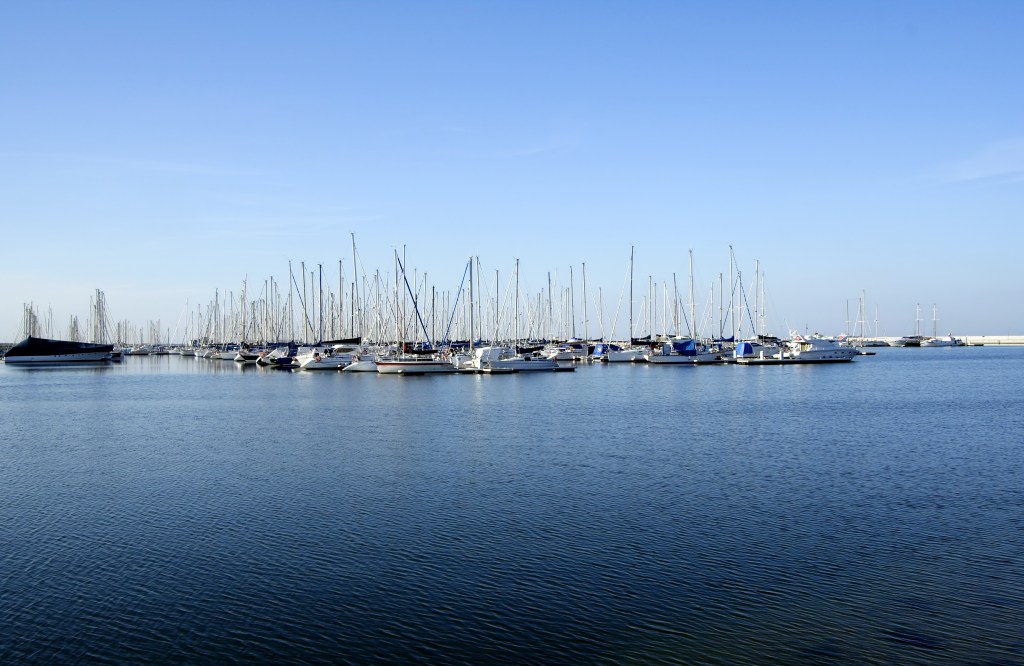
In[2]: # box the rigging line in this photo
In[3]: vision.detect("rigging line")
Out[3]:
[288,266,316,343]
[395,252,438,349]
[735,273,757,336]
[440,259,471,348]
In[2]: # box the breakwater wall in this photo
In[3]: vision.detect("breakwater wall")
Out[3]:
[961,335,1024,346]
[877,336,1024,346]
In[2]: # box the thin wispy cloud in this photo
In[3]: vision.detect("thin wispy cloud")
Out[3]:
[79,154,264,178]
[500,131,581,159]
[0,151,261,178]
[943,138,1024,184]
[372,124,477,138]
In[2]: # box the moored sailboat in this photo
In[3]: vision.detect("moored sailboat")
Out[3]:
[375,251,458,376]
[603,245,645,362]
[375,355,457,374]
[295,344,353,370]
[644,338,731,365]
[470,345,560,372]
[919,305,963,346]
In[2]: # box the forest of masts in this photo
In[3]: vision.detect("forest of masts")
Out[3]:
[19,244,778,347]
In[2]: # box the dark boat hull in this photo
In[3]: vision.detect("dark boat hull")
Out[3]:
[3,336,114,363]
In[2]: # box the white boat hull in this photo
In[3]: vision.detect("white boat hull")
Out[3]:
[921,337,962,347]
[342,360,379,372]
[792,349,858,361]
[376,359,457,375]
[605,349,640,362]
[645,354,694,364]
[646,351,729,364]
[472,346,560,372]
[297,355,350,370]
[477,357,559,372]
[737,353,856,365]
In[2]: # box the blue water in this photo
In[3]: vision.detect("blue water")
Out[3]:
[1,348,1022,664]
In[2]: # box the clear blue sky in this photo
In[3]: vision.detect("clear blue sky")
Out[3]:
[2,1,1022,341]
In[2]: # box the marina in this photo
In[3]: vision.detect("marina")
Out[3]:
[4,4,1022,663]
[6,248,1010,374]
[5,330,1016,371]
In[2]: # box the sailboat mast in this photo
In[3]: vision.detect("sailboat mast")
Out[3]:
[569,265,576,339]
[468,256,475,351]
[240,275,248,344]
[688,249,696,339]
[629,245,634,344]
[718,272,724,338]
[582,262,588,342]
[374,270,382,342]
[395,251,401,348]
[351,233,360,338]
[423,272,429,344]
[672,272,679,337]
[300,262,308,343]
[754,260,760,338]
[760,274,767,338]
[547,272,552,340]
[515,258,520,345]
[728,246,736,341]
[648,275,654,340]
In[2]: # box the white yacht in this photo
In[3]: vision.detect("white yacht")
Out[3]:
[375,355,458,375]
[737,333,857,364]
[295,345,351,370]
[921,336,963,347]
[544,340,590,362]
[342,353,380,372]
[470,346,560,372]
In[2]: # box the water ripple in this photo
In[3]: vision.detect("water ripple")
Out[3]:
[2,351,1023,663]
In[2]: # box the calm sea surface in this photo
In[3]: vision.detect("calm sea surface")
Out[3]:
[1,347,1022,665]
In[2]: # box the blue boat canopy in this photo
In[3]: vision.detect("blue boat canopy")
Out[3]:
[670,339,698,356]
